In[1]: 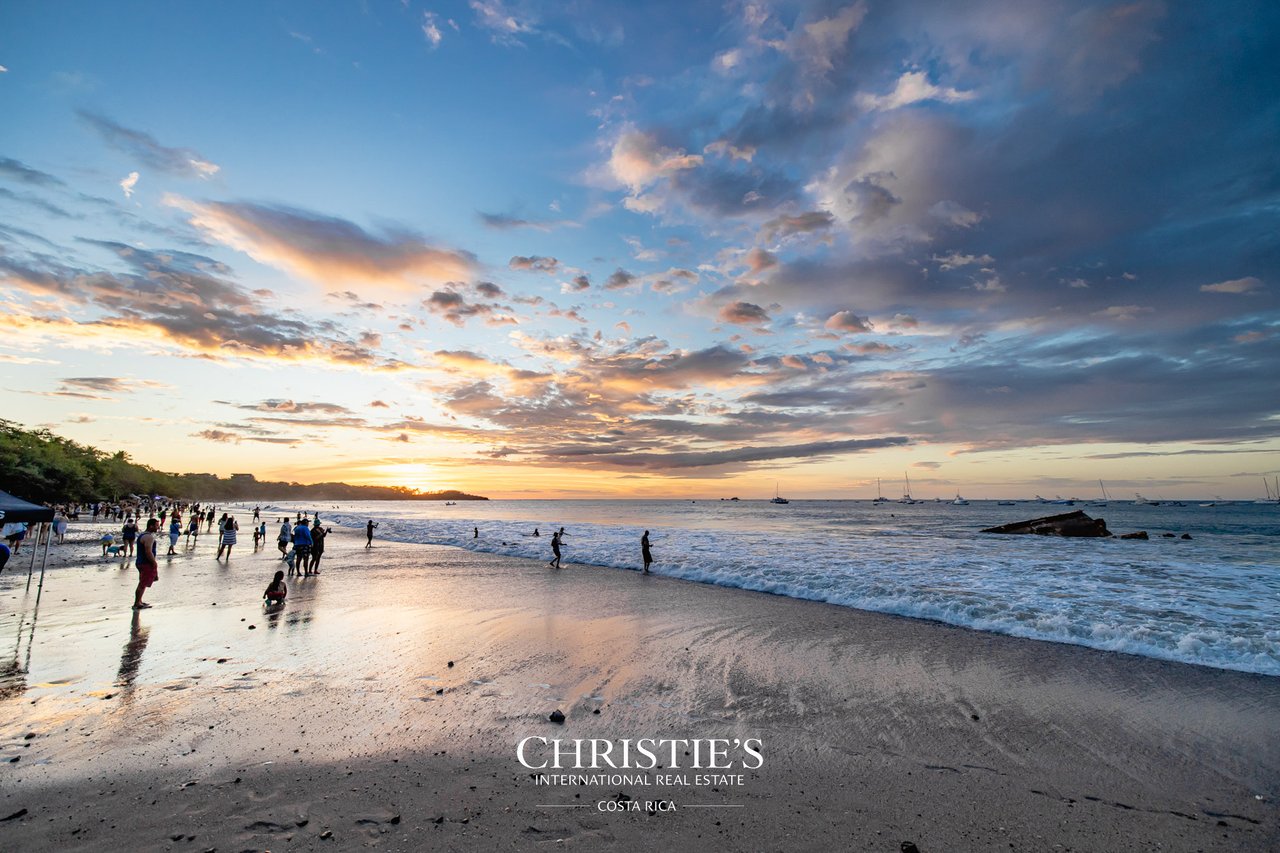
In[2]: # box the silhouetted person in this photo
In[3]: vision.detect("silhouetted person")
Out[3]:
[641,530,653,574]
[366,519,378,548]
[549,527,563,568]
[309,524,328,573]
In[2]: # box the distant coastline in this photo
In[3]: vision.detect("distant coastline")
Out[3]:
[0,420,487,503]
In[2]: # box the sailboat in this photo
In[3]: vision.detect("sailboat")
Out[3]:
[1255,477,1280,505]
[1087,480,1110,507]
[951,493,969,505]
[872,477,890,503]
[770,482,790,505]
[897,473,919,504]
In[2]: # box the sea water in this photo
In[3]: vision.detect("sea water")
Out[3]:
[270,499,1280,676]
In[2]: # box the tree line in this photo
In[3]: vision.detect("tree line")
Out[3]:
[0,420,487,505]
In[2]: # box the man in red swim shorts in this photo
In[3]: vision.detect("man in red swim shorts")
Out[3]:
[133,518,160,610]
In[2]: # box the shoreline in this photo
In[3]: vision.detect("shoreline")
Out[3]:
[1,524,1277,850]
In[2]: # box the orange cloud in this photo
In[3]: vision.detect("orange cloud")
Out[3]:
[167,196,476,290]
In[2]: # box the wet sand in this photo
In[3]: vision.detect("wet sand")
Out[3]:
[1,523,1277,851]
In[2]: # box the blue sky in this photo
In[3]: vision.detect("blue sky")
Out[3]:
[2,0,1278,498]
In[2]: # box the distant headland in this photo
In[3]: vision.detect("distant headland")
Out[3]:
[0,420,487,504]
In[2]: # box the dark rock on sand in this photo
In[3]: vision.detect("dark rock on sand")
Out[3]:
[1,808,28,821]
[982,511,1111,537]
[447,661,454,668]
[901,843,921,853]
[549,709,566,724]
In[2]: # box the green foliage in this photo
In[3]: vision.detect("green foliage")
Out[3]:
[0,421,487,504]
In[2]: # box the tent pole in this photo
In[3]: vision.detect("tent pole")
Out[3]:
[35,525,53,600]
[26,524,39,589]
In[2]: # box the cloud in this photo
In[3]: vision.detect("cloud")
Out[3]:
[168,198,476,290]
[566,274,591,291]
[422,285,515,327]
[51,376,168,398]
[824,311,872,333]
[119,171,139,198]
[719,301,771,325]
[759,210,835,243]
[604,268,637,290]
[2,245,400,369]
[541,436,909,471]
[744,247,778,273]
[0,157,66,188]
[235,400,352,414]
[79,112,220,178]
[469,0,539,45]
[933,251,993,270]
[857,70,975,112]
[509,255,559,273]
[479,211,571,231]
[422,12,444,47]
[1200,276,1262,294]
[1092,304,1153,321]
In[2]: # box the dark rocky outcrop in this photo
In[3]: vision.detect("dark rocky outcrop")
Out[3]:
[982,510,1112,537]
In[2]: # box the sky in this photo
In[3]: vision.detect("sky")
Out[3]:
[1,0,1278,500]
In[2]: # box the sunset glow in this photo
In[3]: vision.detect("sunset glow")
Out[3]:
[2,0,1277,498]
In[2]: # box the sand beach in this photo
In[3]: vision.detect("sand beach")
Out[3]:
[1,522,1277,852]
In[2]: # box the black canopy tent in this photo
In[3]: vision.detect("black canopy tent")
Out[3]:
[0,489,56,594]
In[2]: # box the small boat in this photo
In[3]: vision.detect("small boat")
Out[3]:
[770,482,789,505]
[898,473,919,504]
[872,478,891,503]
[952,493,969,505]
[1134,493,1160,506]
[1087,480,1110,507]
[997,500,1016,506]
[1035,495,1073,505]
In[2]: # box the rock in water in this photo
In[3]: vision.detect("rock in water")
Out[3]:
[1120,531,1149,540]
[549,709,566,724]
[982,510,1111,537]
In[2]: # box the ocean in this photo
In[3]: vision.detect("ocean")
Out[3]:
[258,499,1280,676]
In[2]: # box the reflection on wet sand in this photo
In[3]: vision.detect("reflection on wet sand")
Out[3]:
[0,593,40,700]
[115,610,149,695]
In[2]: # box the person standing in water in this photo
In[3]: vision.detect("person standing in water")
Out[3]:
[217,515,238,560]
[132,518,159,610]
[309,523,328,573]
[278,518,291,557]
[167,516,181,555]
[641,530,653,574]
[365,519,378,548]
[548,527,564,568]
[120,516,138,559]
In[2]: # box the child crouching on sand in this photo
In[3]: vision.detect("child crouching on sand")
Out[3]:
[264,570,287,605]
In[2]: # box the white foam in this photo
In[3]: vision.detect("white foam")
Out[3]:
[283,502,1280,676]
